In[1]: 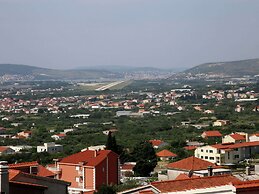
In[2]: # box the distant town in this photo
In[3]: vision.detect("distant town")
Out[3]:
[0,64,259,194]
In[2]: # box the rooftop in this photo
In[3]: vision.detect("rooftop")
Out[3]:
[167,156,221,171]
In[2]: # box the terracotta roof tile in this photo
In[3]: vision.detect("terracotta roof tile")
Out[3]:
[167,156,221,171]
[156,149,177,157]
[121,164,135,171]
[230,133,246,141]
[9,161,38,168]
[184,145,197,151]
[9,169,21,181]
[37,165,56,177]
[233,179,259,189]
[0,146,9,152]
[203,130,222,137]
[211,141,259,150]
[149,140,164,147]
[60,150,117,167]
[151,175,238,192]
[175,173,200,180]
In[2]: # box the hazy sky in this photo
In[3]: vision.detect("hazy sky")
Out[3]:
[0,0,259,70]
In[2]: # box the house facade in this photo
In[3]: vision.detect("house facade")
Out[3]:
[56,150,119,194]
[37,142,63,154]
[195,141,259,165]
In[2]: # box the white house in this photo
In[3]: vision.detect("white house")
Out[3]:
[37,142,63,153]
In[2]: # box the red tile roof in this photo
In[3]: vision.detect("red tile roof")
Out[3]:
[211,141,259,150]
[0,146,9,152]
[233,179,259,190]
[59,150,117,167]
[37,165,56,177]
[121,164,135,171]
[167,156,221,171]
[175,173,200,180]
[151,175,238,192]
[156,149,177,157]
[9,169,21,181]
[230,133,246,141]
[184,145,197,151]
[203,130,222,137]
[9,161,38,168]
[149,140,164,147]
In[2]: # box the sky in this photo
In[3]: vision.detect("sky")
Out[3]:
[0,0,259,70]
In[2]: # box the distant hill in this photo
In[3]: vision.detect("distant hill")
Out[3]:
[184,58,259,76]
[0,64,121,81]
[75,65,169,73]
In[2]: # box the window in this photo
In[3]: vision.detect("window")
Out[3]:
[227,152,230,160]
[75,177,80,182]
[201,156,204,159]
[206,150,208,153]
[235,155,239,159]
[205,156,208,159]
[209,150,213,153]
[209,157,214,160]
[76,166,80,171]
[201,149,203,152]
[234,148,238,151]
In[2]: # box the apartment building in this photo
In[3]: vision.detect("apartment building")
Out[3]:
[195,141,259,165]
[55,149,119,194]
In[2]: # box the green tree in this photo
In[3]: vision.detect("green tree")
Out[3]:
[132,141,157,176]
[106,132,118,154]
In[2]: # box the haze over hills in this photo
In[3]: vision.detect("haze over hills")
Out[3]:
[0,64,121,81]
[184,58,259,76]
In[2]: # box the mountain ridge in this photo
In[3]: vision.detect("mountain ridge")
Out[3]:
[183,58,259,76]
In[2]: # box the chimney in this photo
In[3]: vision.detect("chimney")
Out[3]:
[0,161,9,194]
[208,166,213,176]
[246,166,251,175]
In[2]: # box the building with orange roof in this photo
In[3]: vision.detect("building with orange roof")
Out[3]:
[120,162,136,178]
[149,140,168,149]
[9,161,56,178]
[195,141,259,165]
[119,175,244,194]
[156,149,177,161]
[164,156,230,180]
[222,132,248,144]
[201,130,222,139]
[56,149,119,194]
[0,146,15,155]
[0,161,70,194]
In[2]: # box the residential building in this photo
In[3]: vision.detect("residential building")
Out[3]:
[149,140,168,149]
[222,133,247,144]
[213,120,230,127]
[195,141,259,165]
[120,162,136,178]
[201,130,222,139]
[249,133,259,142]
[9,161,56,178]
[119,175,241,194]
[56,150,119,193]
[17,130,32,138]
[0,146,15,155]
[51,133,66,141]
[0,161,70,194]
[163,156,230,180]
[37,143,63,154]
[156,149,177,161]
